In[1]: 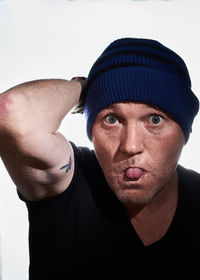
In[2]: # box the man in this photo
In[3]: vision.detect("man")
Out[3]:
[0,38,199,279]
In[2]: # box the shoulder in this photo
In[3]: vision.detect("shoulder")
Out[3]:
[70,142,101,175]
[71,141,95,161]
[178,165,200,186]
[70,142,106,189]
[24,143,99,208]
[177,164,200,211]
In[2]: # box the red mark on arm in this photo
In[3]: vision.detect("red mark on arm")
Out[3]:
[0,95,14,117]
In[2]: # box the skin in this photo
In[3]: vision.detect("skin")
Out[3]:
[0,79,82,201]
[92,102,185,215]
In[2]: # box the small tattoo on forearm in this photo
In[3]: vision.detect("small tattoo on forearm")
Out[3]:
[60,155,72,174]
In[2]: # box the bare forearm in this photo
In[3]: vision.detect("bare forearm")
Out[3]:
[0,79,81,135]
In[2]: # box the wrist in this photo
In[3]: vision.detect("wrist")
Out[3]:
[71,76,86,88]
[71,76,87,102]
[70,77,87,114]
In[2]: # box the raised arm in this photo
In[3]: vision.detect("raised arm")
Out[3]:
[0,78,83,201]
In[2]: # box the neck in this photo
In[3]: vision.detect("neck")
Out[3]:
[125,171,179,246]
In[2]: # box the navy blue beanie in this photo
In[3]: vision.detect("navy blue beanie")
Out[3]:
[84,38,199,142]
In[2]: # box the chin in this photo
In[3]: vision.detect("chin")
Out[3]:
[115,188,155,207]
[107,179,153,206]
[105,170,171,207]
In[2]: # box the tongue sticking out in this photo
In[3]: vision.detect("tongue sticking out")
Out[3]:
[125,167,143,181]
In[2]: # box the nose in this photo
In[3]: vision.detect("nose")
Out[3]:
[120,123,144,156]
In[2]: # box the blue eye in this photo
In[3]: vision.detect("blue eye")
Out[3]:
[149,115,163,125]
[105,114,118,124]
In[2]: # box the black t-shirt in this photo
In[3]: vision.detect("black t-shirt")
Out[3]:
[19,143,200,279]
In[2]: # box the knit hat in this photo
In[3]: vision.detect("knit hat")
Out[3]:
[84,38,199,142]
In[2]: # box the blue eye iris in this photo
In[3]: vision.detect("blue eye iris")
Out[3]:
[106,115,117,124]
[150,115,163,125]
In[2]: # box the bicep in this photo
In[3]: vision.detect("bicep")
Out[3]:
[0,131,75,201]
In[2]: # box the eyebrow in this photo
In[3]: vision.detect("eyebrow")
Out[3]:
[105,102,172,118]
[145,104,174,119]
[106,102,162,111]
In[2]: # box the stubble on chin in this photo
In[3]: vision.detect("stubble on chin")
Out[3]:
[105,170,167,208]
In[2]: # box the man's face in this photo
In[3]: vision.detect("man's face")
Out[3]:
[92,102,185,207]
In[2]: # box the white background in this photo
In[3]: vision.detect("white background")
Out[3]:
[0,0,200,279]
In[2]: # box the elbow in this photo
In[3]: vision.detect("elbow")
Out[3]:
[0,92,25,138]
[0,93,14,118]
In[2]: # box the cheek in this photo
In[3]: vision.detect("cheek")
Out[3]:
[148,129,184,169]
[92,130,118,171]
[93,125,119,153]
[93,138,114,165]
